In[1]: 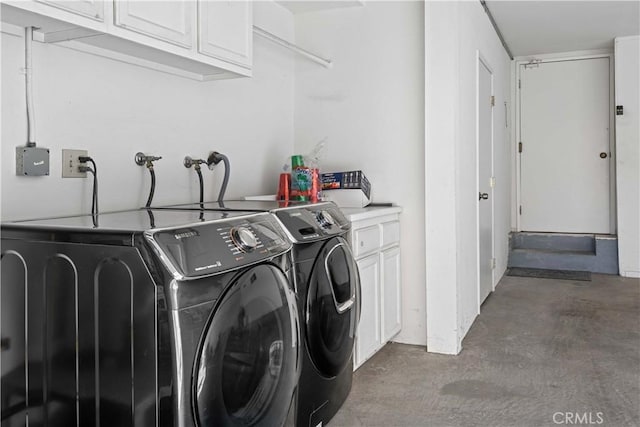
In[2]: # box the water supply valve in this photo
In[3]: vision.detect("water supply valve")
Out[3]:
[135,152,162,168]
[184,156,207,170]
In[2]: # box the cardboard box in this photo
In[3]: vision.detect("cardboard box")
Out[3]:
[321,170,371,207]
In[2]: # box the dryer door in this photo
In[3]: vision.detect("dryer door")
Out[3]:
[193,264,299,426]
[305,237,360,378]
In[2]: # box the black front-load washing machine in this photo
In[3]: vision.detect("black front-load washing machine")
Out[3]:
[163,200,361,427]
[1,208,300,427]
[270,202,360,427]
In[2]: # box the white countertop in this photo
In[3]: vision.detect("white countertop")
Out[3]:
[340,205,403,222]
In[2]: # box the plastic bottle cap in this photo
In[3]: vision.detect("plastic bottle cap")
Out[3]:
[291,155,305,168]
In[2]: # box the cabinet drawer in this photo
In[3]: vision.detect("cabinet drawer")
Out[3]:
[353,226,380,258]
[381,221,400,248]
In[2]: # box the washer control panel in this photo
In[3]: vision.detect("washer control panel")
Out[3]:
[229,226,260,253]
[275,202,350,243]
[315,210,335,228]
[148,212,291,279]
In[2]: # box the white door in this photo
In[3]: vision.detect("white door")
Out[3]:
[478,58,493,304]
[519,58,611,233]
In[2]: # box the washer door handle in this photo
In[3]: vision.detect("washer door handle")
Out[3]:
[324,243,356,314]
[335,297,355,314]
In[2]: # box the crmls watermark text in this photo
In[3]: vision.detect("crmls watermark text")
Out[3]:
[553,412,604,425]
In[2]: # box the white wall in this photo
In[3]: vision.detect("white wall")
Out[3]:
[293,2,426,345]
[1,2,294,221]
[615,35,640,278]
[425,1,511,354]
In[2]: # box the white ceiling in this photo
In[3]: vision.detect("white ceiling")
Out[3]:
[485,1,640,56]
[275,1,639,56]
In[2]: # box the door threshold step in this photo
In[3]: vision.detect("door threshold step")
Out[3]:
[511,232,595,252]
[508,232,618,274]
[506,267,591,281]
[511,248,595,256]
[515,232,615,237]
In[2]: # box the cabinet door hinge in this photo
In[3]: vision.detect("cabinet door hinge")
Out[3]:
[490,95,495,107]
[490,177,496,188]
[518,142,523,153]
[491,258,496,269]
[518,79,521,89]
[519,205,522,215]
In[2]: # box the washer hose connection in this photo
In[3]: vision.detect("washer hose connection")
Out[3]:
[135,152,162,208]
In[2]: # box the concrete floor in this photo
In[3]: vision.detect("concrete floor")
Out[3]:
[331,274,640,426]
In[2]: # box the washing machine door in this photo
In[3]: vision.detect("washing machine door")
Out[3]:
[193,263,299,427]
[306,237,360,378]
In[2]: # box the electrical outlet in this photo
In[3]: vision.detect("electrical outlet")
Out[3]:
[62,149,88,178]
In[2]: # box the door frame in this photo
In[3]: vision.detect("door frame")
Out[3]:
[476,50,495,310]
[514,51,616,233]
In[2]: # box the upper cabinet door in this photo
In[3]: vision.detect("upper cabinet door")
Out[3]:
[198,1,252,69]
[36,0,104,21]
[114,0,194,48]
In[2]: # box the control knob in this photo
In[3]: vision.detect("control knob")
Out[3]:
[316,211,335,229]
[230,226,258,252]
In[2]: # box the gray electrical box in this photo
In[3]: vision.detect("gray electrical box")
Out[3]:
[16,146,50,176]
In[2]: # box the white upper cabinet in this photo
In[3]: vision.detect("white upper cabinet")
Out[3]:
[114,0,193,48]
[198,1,252,69]
[1,0,252,80]
[36,0,105,22]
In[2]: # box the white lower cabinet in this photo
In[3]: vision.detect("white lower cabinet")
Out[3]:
[344,206,402,370]
[382,246,401,342]
[355,254,381,364]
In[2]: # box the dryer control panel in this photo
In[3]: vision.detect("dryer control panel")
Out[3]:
[274,203,350,243]
[146,212,291,280]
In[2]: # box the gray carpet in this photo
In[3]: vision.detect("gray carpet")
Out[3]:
[331,274,640,426]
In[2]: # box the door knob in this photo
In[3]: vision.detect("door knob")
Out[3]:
[600,152,608,159]
[479,192,489,200]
